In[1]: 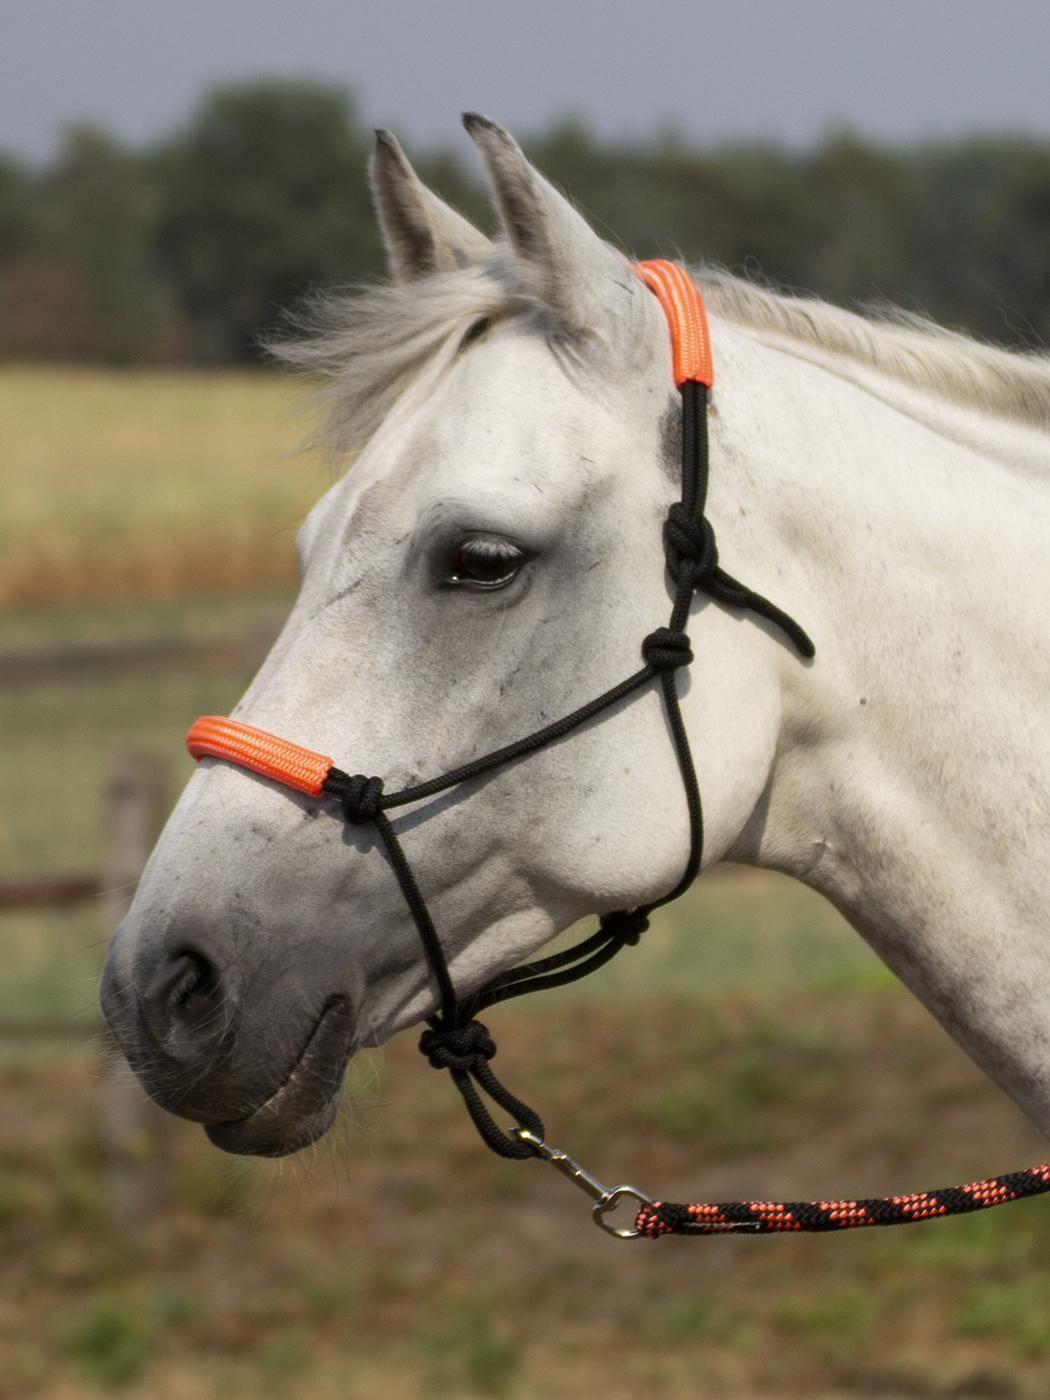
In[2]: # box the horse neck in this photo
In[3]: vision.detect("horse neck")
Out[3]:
[707,324,1050,1133]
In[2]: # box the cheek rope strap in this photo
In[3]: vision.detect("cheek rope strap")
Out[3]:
[186,262,1050,1240]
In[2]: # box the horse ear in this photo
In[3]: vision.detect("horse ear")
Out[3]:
[370,129,491,281]
[462,113,628,333]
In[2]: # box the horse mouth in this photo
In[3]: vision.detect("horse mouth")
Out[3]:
[204,997,355,1157]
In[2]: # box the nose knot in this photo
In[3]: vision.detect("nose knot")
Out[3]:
[642,627,693,672]
[340,773,384,824]
[600,909,650,946]
[419,1019,497,1073]
[663,502,718,586]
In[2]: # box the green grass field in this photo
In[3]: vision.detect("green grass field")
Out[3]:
[4,370,1049,1398]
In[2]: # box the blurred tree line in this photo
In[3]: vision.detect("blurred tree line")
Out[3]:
[1,79,1049,364]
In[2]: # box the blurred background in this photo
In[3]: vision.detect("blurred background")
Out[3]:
[4,3,1050,1396]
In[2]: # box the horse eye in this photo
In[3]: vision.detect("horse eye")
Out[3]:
[447,537,525,590]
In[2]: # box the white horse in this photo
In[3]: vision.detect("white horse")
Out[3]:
[101,116,1050,1160]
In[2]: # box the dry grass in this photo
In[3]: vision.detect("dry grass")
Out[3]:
[3,991,1050,1399]
[0,368,332,606]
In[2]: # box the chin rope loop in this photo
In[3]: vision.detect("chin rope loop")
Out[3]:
[418,1021,544,1159]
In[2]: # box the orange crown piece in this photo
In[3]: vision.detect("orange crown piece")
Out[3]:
[186,716,333,797]
[634,259,714,388]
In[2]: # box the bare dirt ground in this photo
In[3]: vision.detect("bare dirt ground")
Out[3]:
[2,988,1049,1399]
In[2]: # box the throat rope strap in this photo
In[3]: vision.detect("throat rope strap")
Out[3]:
[185,260,1050,1238]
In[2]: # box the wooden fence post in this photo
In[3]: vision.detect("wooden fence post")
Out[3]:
[101,750,173,1224]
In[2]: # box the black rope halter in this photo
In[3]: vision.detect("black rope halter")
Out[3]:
[319,376,813,1160]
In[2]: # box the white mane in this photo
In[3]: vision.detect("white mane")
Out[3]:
[700,271,1050,433]
[273,258,1050,453]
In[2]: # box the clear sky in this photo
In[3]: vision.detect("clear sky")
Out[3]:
[4,0,1049,164]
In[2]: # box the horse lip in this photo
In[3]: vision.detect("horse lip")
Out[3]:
[204,996,355,1157]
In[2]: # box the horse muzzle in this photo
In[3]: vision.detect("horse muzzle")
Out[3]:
[99,916,357,1157]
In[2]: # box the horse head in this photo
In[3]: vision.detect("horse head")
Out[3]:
[99,118,815,1156]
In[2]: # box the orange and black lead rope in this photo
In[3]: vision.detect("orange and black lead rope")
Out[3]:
[634,1164,1050,1236]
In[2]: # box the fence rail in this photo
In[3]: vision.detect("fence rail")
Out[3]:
[3,625,294,1218]
[1,743,175,1217]
[0,625,273,1035]
[0,872,102,911]
[0,625,274,687]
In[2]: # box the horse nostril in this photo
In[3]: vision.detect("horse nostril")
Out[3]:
[102,935,245,1122]
[139,947,231,1055]
[167,951,216,1013]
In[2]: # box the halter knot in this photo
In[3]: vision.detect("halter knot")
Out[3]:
[419,1019,497,1073]
[338,773,384,824]
[600,909,650,946]
[642,627,693,672]
[663,502,718,586]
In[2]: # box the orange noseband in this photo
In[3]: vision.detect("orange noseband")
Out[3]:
[187,716,333,797]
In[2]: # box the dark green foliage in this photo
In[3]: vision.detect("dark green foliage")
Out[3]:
[0,126,178,363]
[0,155,37,256]
[2,80,1049,363]
[913,138,1050,346]
[154,81,374,361]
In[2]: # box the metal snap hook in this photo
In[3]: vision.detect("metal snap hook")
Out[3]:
[591,1185,655,1239]
[511,1127,653,1240]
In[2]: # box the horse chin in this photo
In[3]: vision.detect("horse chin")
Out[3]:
[204,996,355,1158]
